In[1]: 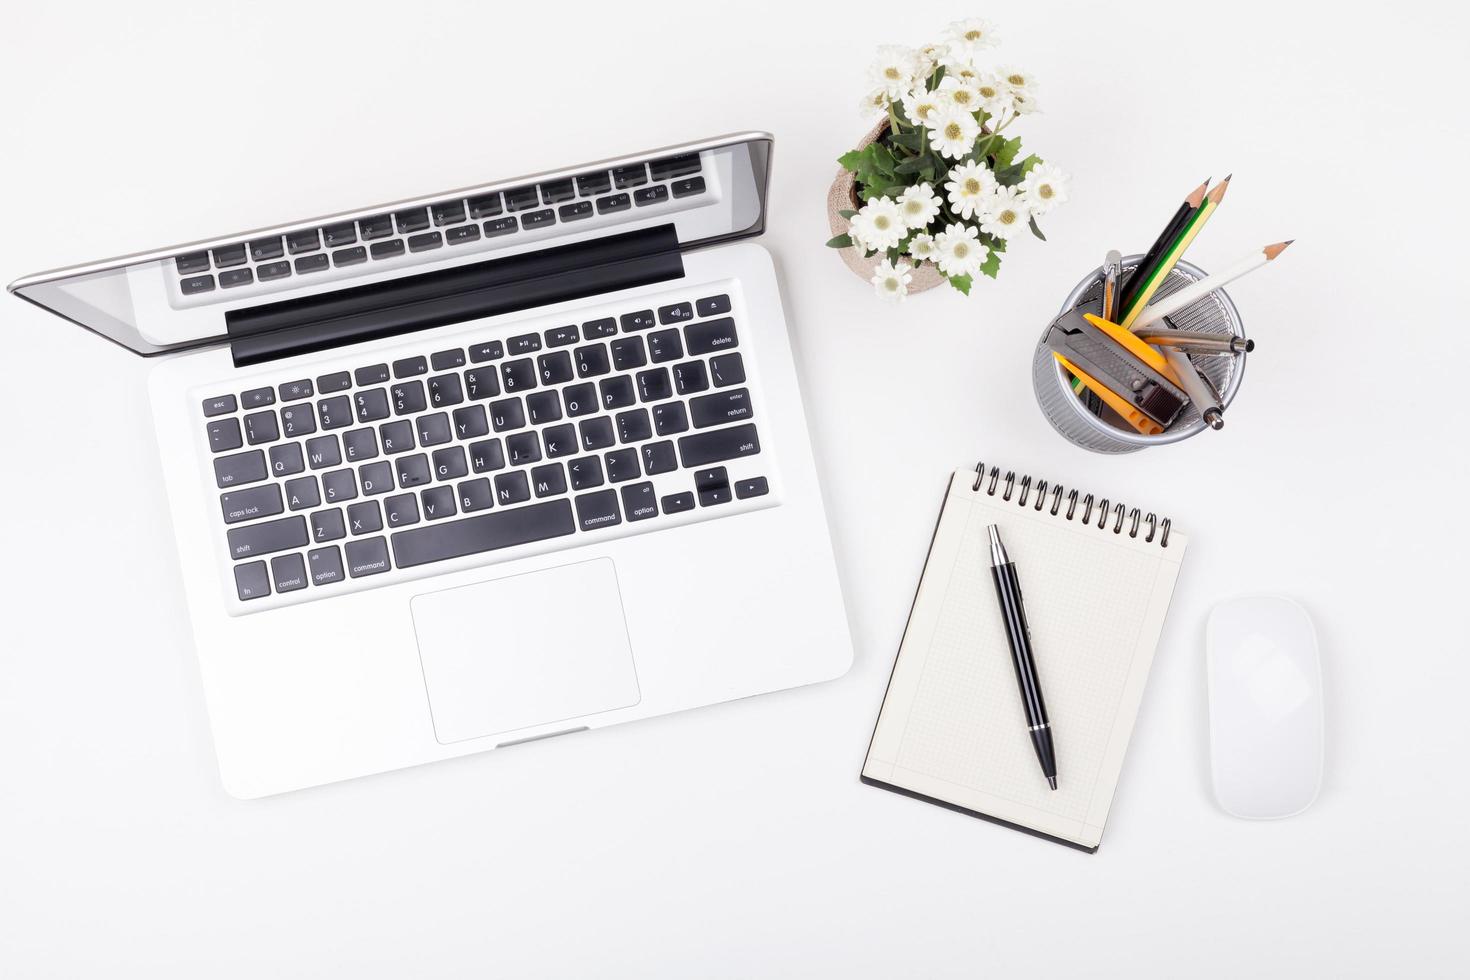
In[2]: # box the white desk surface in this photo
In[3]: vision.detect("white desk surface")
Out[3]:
[2,2,1465,976]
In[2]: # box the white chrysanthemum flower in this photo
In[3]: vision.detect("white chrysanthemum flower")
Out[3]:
[1011,90,1041,115]
[908,233,937,262]
[938,53,982,87]
[852,197,906,251]
[936,77,983,115]
[897,183,942,229]
[1020,164,1069,214]
[869,45,920,97]
[996,65,1039,93]
[927,108,981,160]
[945,18,1000,59]
[973,75,1011,114]
[944,161,997,219]
[858,87,890,117]
[934,222,986,277]
[979,186,1031,239]
[872,259,913,302]
[915,43,947,78]
[901,88,944,127]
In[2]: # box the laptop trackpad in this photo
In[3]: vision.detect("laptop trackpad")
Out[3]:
[411,558,641,744]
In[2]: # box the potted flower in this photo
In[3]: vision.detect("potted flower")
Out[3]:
[826,17,1069,301]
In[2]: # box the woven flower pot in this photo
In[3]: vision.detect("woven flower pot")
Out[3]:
[826,119,947,294]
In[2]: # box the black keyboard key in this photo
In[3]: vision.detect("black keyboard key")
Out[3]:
[530,463,566,498]
[695,466,732,506]
[610,336,646,371]
[360,461,394,495]
[468,439,505,473]
[521,208,555,229]
[653,401,689,436]
[503,186,539,211]
[709,352,745,387]
[736,476,769,499]
[447,224,482,245]
[579,417,615,451]
[457,478,495,513]
[394,208,430,233]
[464,368,499,400]
[677,423,760,467]
[285,475,319,510]
[490,398,525,432]
[617,408,652,443]
[295,253,329,274]
[634,185,669,206]
[563,382,597,417]
[392,380,427,415]
[333,246,367,267]
[176,251,210,275]
[249,237,284,261]
[538,351,574,385]
[242,386,276,409]
[321,469,357,504]
[317,395,352,430]
[421,485,456,521]
[539,179,575,203]
[359,214,394,240]
[506,431,541,466]
[432,200,467,226]
[647,328,683,364]
[305,435,341,469]
[379,419,414,454]
[322,223,357,248]
[621,309,656,332]
[348,500,382,535]
[508,332,541,355]
[257,260,291,282]
[221,483,283,524]
[690,387,754,428]
[583,317,618,338]
[317,371,351,393]
[621,482,658,522]
[396,453,432,488]
[494,470,530,505]
[641,440,678,476]
[532,421,573,460]
[212,243,247,268]
[214,449,267,488]
[356,363,390,385]
[674,360,709,395]
[657,302,693,325]
[672,176,706,198]
[270,442,306,476]
[287,229,321,254]
[575,344,611,378]
[431,445,467,481]
[545,325,579,347]
[685,317,738,355]
[227,515,308,560]
[428,373,464,407]
[391,499,576,568]
[468,340,504,363]
[271,553,309,594]
[342,428,378,462]
[431,348,466,371]
[596,193,630,214]
[370,239,406,260]
[612,164,648,188]
[308,546,345,586]
[605,447,640,483]
[280,404,316,438]
[574,489,620,531]
[575,172,612,196]
[203,394,237,417]
[526,390,561,425]
[500,357,536,392]
[244,410,279,445]
[696,293,732,317]
[649,153,701,180]
[637,368,671,402]
[416,412,452,446]
[661,490,695,514]
[278,379,313,402]
[467,193,502,219]
[559,201,593,221]
[234,561,270,601]
[345,536,392,577]
[220,268,254,289]
[568,455,603,490]
[408,231,443,252]
[180,274,215,295]
[599,375,636,410]
[453,404,489,440]
[483,216,518,237]
[311,508,346,542]
[354,387,390,423]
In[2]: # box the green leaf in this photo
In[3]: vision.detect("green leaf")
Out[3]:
[887,131,923,151]
[931,66,946,87]
[837,209,857,219]
[1028,216,1047,241]
[990,135,1023,171]
[870,142,896,174]
[948,274,973,295]
[894,154,928,175]
[837,149,864,171]
[996,152,1041,187]
[825,234,854,249]
[979,249,1003,279]
[874,184,908,198]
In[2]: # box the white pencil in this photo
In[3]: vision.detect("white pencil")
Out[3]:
[1131,241,1293,331]
[1162,346,1223,430]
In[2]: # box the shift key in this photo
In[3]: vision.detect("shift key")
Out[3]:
[227,515,309,560]
[677,423,760,467]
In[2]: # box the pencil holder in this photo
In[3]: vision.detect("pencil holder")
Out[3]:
[1032,255,1247,454]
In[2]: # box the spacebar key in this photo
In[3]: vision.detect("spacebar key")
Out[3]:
[391,499,577,568]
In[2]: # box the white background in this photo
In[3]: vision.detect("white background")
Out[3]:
[2,1,1467,976]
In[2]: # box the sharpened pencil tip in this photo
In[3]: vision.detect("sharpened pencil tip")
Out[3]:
[1206,174,1233,205]
[1047,776,1058,791]
[1264,240,1294,260]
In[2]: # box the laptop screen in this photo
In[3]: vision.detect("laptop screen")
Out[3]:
[9,133,771,356]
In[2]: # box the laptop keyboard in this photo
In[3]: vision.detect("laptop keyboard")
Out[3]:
[203,289,768,605]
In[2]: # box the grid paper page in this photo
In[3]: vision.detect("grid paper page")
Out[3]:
[864,467,1187,849]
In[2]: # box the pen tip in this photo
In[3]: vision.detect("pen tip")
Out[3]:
[1047,776,1058,791]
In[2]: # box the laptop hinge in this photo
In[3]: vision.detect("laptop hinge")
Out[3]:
[225,225,683,366]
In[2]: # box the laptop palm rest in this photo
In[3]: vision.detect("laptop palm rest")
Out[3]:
[411,558,641,745]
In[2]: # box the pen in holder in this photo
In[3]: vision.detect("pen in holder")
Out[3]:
[1032,255,1248,454]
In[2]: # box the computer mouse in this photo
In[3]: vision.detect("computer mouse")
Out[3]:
[1205,595,1323,819]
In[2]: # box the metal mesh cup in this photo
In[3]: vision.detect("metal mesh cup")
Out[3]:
[1031,255,1247,454]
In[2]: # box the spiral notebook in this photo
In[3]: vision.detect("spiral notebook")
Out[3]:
[862,463,1189,852]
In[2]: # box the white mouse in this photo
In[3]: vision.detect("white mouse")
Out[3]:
[1205,595,1323,819]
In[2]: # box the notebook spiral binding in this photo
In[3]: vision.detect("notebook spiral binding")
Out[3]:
[972,462,1172,547]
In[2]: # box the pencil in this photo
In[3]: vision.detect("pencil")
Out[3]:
[1131,240,1293,331]
[1115,179,1208,323]
[1162,346,1224,430]
[1120,176,1231,329]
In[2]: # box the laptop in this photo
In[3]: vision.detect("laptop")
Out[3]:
[10,132,853,798]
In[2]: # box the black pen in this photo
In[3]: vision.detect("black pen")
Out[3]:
[987,525,1058,790]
